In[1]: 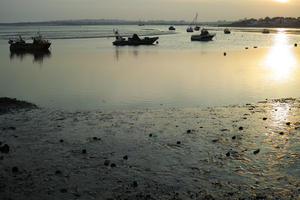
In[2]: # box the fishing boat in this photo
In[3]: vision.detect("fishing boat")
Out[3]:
[191,29,216,41]
[8,33,51,52]
[186,27,194,32]
[169,26,176,31]
[262,29,270,34]
[112,30,158,46]
[224,28,231,34]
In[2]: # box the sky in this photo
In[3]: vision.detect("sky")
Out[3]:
[0,0,300,23]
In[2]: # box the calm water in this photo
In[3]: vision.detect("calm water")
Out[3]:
[0,25,300,110]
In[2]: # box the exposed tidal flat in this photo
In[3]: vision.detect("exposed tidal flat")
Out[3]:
[1,97,300,199]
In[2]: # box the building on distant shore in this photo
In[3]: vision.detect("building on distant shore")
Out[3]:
[226,17,300,28]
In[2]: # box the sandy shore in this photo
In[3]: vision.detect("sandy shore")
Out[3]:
[1,98,300,200]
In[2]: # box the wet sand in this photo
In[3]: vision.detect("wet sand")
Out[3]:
[1,98,300,200]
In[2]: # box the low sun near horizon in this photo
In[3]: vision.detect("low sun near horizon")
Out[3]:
[275,0,289,3]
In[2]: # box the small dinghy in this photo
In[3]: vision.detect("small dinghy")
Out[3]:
[262,29,270,34]
[224,28,231,34]
[169,26,176,31]
[191,29,216,41]
[194,26,200,31]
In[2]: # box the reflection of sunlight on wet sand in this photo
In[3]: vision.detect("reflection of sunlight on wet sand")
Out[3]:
[263,31,297,82]
[271,103,290,122]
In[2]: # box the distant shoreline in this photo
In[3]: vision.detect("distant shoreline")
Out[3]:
[222,17,300,29]
[223,24,300,28]
[0,19,229,27]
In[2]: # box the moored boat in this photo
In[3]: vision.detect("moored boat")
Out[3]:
[191,29,216,41]
[186,27,194,32]
[194,26,200,31]
[262,29,270,34]
[8,33,51,52]
[112,30,159,46]
[169,26,176,31]
[224,28,231,34]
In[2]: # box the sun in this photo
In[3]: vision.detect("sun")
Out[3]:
[275,0,289,3]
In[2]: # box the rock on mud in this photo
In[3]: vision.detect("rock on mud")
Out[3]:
[0,97,37,115]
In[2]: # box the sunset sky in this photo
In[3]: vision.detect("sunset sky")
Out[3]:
[0,0,299,23]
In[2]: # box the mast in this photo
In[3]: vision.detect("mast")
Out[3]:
[194,13,198,27]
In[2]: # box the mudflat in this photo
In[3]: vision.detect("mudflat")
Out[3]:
[0,98,300,199]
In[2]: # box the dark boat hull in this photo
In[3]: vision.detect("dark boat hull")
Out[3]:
[113,37,159,46]
[191,34,215,41]
[10,43,51,52]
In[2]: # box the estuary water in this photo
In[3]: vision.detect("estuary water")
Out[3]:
[0,25,300,110]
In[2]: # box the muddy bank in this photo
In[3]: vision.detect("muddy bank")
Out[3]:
[0,98,300,200]
[0,97,37,115]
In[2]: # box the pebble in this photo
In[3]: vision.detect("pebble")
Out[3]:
[82,149,87,154]
[212,139,219,143]
[104,160,110,166]
[123,155,128,160]
[295,43,298,47]
[55,170,62,175]
[93,137,101,141]
[224,52,227,56]
[253,149,260,155]
[0,144,10,153]
[221,129,229,132]
[2,127,16,131]
[263,117,267,120]
[238,127,244,131]
[176,141,181,145]
[186,129,192,134]
[254,46,258,48]
[12,166,19,173]
[226,152,231,157]
[132,181,138,188]
[286,122,291,126]
[60,188,68,193]
[110,163,116,168]
[255,194,267,199]
[279,132,284,135]
[59,139,64,143]
[232,136,236,140]
[245,47,249,49]
[149,134,153,137]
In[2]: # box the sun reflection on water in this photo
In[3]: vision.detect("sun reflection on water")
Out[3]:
[263,31,297,82]
[271,103,290,122]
